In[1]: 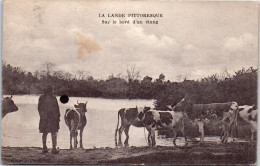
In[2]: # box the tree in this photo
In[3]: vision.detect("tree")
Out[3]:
[126,65,140,82]
[64,72,73,80]
[76,70,90,80]
[159,73,165,81]
[156,73,165,83]
[41,62,56,76]
[141,76,152,83]
[219,67,231,80]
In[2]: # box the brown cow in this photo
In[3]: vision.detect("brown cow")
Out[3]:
[237,105,257,141]
[115,106,151,147]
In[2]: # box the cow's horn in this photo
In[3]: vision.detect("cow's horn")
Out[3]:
[77,100,79,104]
[85,101,88,104]
[167,105,172,110]
[10,95,13,99]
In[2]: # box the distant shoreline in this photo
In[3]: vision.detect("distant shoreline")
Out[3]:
[2,94,155,100]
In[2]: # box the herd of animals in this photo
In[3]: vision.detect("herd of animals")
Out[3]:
[2,95,258,149]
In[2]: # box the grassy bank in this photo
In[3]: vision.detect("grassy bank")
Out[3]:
[1,141,256,165]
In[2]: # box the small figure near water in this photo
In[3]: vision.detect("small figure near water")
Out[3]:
[65,101,88,149]
[38,85,60,154]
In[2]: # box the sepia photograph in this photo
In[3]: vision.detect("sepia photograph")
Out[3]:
[1,0,258,165]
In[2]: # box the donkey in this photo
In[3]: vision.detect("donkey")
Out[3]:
[2,95,18,118]
[65,101,88,149]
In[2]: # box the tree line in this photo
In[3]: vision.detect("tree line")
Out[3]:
[2,61,257,108]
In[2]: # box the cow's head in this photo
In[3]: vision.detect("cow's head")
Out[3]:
[230,101,239,111]
[74,100,88,113]
[172,97,192,111]
[171,97,193,118]
[167,105,175,111]
[2,95,18,118]
[137,106,151,121]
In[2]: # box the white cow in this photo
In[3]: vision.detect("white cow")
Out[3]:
[238,105,257,141]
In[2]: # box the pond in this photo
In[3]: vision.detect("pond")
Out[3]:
[2,95,192,149]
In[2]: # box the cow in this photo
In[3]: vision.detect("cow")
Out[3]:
[64,101,88,149]
[171,97,239,143]
[237,105,257,141]
[2,95,18,118]
[115,106,151,147]
[137,108,188,147]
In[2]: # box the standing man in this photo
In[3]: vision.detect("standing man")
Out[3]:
[38,85,60,154]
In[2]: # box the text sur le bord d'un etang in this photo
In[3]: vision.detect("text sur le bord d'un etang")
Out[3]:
[99,13,163,25]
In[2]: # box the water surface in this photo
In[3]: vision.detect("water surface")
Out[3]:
[2,95,230,149]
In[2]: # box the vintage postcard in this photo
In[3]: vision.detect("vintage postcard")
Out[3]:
[1,0,258,165]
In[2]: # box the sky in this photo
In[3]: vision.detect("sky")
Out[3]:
[2,0,259,81]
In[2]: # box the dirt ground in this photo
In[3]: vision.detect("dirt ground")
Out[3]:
[1,142,256,165]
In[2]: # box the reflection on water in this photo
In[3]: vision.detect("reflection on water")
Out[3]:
[2,95,235,149]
